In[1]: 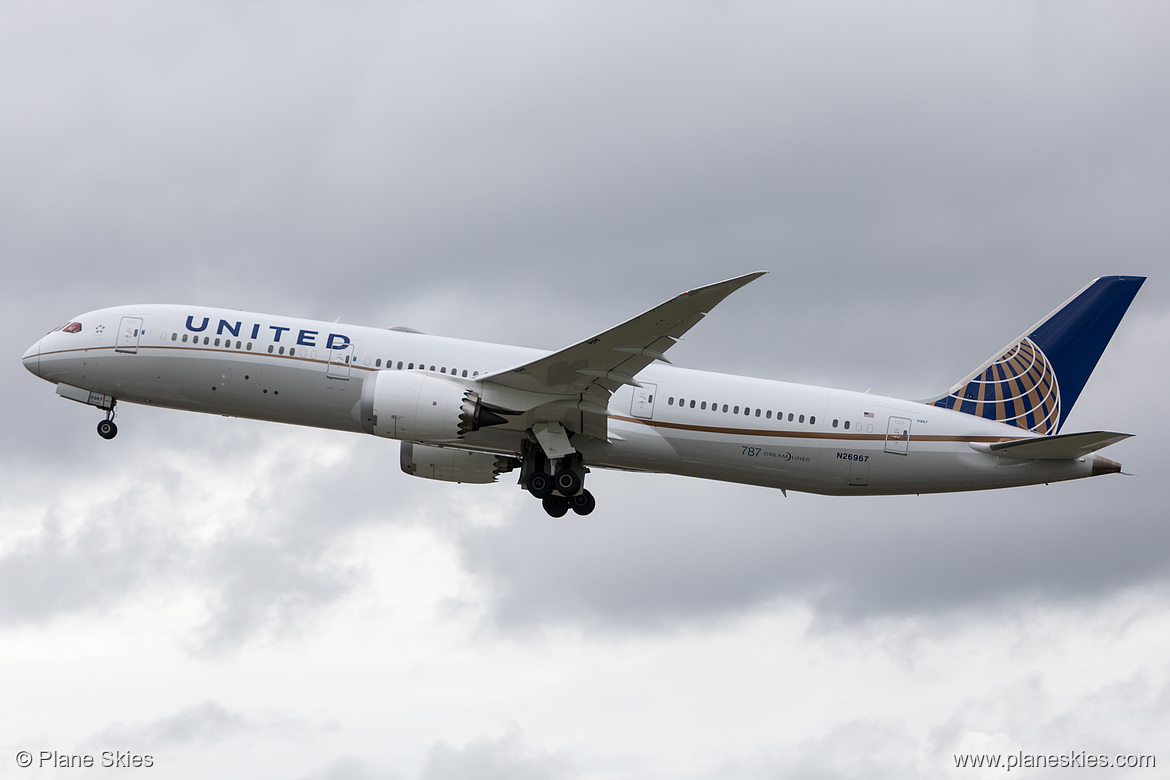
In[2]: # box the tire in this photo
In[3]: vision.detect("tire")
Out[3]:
[542,495,569,518]
[554,468,581,497]
[570,490,596,516]
[527,472,553,499]
[97,420,118,440]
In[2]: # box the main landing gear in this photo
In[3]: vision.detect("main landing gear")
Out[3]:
[96,402,118,440]
[521,439,596,517]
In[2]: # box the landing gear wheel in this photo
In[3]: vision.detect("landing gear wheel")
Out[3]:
[554,468,582,497]
[97,420,118,440]
[542,495,569,518]
[527,472,554,499]
[569,490,596,516]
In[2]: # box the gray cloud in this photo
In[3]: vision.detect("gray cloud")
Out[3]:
[298,758,404,780]
[706,721,918,780]
[420,725,572,780]
[94,701,252,747]
[919,668,1170,775]
[89,699,329,765]
[455,473,1170,634]
[2,2,1169,778]
[0,416,438,652]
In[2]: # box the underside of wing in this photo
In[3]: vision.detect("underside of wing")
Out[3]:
[478,272,766,440]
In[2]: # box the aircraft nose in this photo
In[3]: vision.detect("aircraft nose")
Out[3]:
[22,339,42,378]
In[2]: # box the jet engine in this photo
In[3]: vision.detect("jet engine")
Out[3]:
[359,370,512,443]
[400,442,518,484]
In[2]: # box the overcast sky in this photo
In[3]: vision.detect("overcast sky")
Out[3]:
[3,1,1169,778]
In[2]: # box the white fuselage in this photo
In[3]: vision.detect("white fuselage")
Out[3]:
[23,304,1101,495]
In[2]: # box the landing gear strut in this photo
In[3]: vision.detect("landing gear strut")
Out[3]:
[96,403,118,440]
[521,438,596,516]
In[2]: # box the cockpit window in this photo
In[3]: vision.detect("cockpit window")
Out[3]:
[62,322,82,333]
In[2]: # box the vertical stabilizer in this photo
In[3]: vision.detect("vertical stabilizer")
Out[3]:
[927,276,1145,434]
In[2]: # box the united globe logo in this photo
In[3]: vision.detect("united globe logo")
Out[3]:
[933,337,1061,435]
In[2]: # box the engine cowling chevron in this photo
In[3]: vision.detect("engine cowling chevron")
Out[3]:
[459,389,510,435]
[359,370,514,443]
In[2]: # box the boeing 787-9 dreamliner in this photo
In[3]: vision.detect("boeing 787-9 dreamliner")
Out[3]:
[22,273,1144,516]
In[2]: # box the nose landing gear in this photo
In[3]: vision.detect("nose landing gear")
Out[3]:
[96,402,118,440]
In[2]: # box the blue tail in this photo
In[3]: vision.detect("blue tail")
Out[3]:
[927,276,1145,435]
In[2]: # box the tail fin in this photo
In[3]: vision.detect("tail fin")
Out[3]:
[927,276,1145,435]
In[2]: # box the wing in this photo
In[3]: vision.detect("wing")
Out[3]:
[479,272,766,440]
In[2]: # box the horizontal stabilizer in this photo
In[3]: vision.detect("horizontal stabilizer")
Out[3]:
[972,431,1132,460]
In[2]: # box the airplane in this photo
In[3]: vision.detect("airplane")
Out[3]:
[21,273,1144,516]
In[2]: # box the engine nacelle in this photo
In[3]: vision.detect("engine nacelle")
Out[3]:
[359,370,511,444]
[400,442,517,484]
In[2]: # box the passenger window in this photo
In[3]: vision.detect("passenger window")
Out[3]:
[799,414,805,423]
[810,416,815,425]
[408,363,414,369]
[766,410,772,419]
[398,362,404,369]
[669,397,674,405]
[721,404,727,413]
[473,371,479,376]
[430,365,435,371]
[290,348,296,356]
[376,359,382,367]
[279,346,286,355]
[744,407,751,415]
[214,338,221,347]
[733,406,739,414]
[247,342,252,350]
[701,401,707,410]
[182,334,189,343]
[844,421,850,429]
[832,419,838,428]
[268,345,274,353]
[171,333,177,341]
[755,409,761,417]
[788,413,794,422]
[204,337,210,345]
[689,400,696,408]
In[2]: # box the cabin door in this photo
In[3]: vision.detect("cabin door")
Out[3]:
[327,342,353,380]
[631,382,657,419]
[115,316,143,354]
[885,416,912,455]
